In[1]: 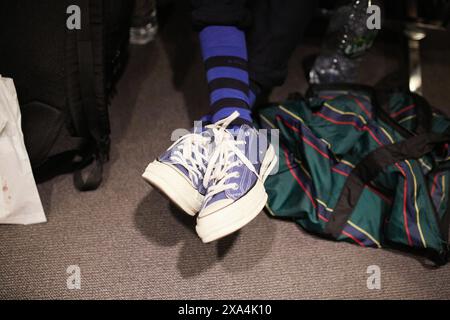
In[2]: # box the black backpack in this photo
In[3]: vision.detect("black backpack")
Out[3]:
[0,0,134,191]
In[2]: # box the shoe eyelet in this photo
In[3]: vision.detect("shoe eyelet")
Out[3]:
[233,184,239,190]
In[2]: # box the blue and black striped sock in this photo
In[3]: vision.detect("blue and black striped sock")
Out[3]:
[199,26,253,126]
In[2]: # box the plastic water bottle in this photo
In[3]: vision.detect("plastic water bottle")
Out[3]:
[309,0,378,84]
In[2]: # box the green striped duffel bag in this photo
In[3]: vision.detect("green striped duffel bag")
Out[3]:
[257,85,450,265]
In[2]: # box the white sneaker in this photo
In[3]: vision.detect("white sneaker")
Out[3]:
[142,129,211,216]
[195,112,278,243]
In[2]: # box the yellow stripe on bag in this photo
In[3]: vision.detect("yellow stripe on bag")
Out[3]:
[347,221,382,248]
[323,103,368,125]
[259,114,276,129]
[265,204,277,217]
[316,198,333,212]
[340,159,355,168]
[380,126,395,143]
[405,160,427,248]
[399,115,416,123]
[294,158,312,179]
[278,105,307,125]
[440,175,446,209]
[378,123,427,247]
[315,197,381,248]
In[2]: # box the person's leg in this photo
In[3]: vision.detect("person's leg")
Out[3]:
[143,0,253,217]
[191,0,253,125]
[189,1,281,243]
[199,26,252,124]
[246,0,318,104]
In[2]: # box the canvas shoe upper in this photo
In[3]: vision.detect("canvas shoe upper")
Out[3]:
[142,126,213,215]
[196,111,277,242]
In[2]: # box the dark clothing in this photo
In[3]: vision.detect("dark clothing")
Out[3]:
[191,0,318,89]
[132,0,156,28]
[190,0,253,29]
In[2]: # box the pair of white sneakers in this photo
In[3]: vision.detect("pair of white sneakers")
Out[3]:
[142,112,277,243]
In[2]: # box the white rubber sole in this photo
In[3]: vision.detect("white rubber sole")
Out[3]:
[196,144,278,243]
[142,161,203,216]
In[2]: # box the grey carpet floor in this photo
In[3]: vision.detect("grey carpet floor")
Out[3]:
[1,8,450,299]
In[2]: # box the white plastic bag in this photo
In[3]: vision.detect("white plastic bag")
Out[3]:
[0,75,46,224]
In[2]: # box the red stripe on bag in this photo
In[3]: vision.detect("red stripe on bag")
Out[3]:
[351,96,372,118]
[390,104,415,118]
[342,230,366,247]
[315,112,385,146]
[279,117,331,159]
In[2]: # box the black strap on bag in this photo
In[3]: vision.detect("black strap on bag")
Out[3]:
[306,84,450,262]
[409,93,433,135]
[372,99,415,138]
[375,92,450,257]
[72,0,109,191]
[374,91,433,138]
[306,83,375,104]
[324,132,450,238]
[324,90,450,262]
[441,202,450,261]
